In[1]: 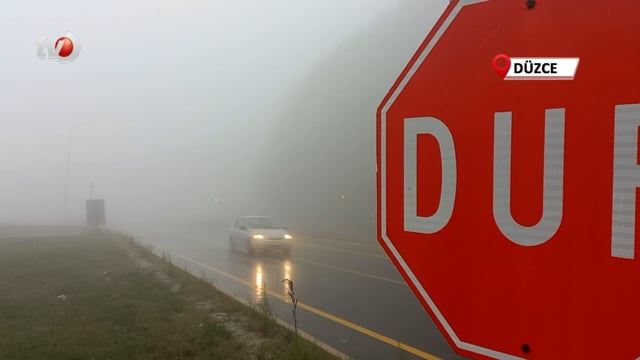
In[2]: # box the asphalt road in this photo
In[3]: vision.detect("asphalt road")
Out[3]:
[112,221,466,360]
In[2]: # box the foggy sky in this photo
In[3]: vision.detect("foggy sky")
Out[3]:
[0,0,447,234]
[250,0,448,240]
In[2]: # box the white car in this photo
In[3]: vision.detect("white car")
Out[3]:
[229,216,292,256]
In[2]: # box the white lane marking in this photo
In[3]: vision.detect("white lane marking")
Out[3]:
[292,256,406,286]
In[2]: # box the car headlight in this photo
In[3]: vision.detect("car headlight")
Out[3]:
[252,234,264,239]
[284,234,292,240]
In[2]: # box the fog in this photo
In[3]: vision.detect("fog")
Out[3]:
[0,0,447,241]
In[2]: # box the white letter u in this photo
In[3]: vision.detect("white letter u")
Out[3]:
[493,109,565,246]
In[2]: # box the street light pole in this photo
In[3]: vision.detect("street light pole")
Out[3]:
[62,127,73,224]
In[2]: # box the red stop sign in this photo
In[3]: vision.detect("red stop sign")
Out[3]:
[376,0,640,359]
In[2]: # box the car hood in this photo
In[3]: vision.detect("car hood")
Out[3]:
[250,228,289,238]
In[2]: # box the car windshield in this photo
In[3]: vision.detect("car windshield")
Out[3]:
[247,218,279,229]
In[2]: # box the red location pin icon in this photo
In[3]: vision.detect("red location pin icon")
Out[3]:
[492,54,511,79]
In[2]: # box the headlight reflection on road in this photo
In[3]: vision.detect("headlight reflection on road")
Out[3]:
[284,261,291,279]
[255,263,264,303]
[283,260,293,303]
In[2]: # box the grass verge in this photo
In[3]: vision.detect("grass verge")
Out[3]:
[0,230,340,360]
